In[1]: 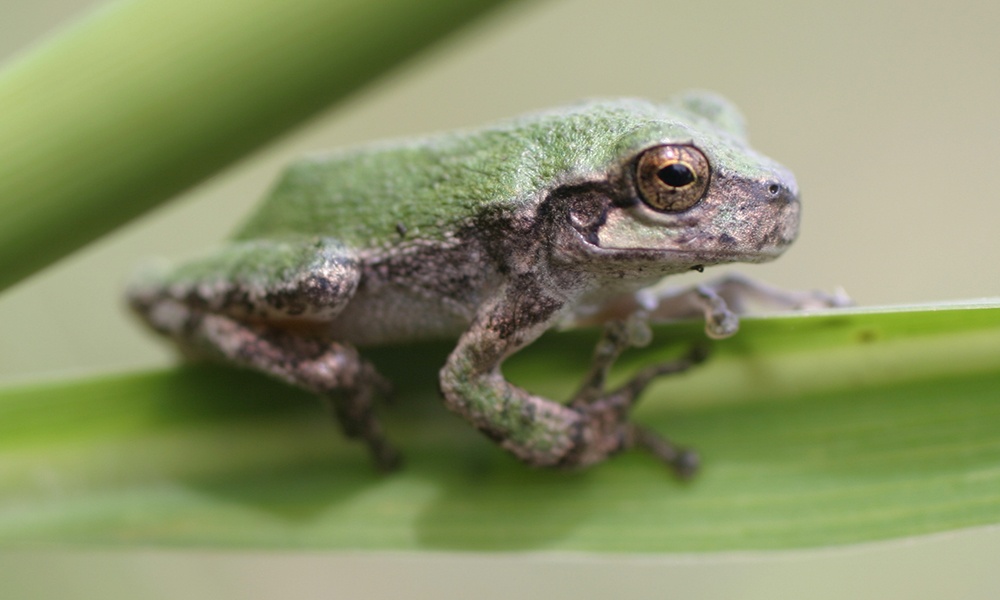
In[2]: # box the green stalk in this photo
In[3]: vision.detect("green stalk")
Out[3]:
[0,0,520,292]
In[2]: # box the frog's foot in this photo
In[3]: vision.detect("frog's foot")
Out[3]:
[171,309,402,472]
[680,272,853,314]
[645,273,852,339]
[567,317,708,477]
[218,317,402,472]
[238,328,401,473]
[323,364,402,473]
[573,273,851,340]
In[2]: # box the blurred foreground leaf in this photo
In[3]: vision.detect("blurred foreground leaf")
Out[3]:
[0,0,519,291]
[1,303,998,552]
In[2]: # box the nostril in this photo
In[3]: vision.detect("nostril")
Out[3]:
[764,181,798,205]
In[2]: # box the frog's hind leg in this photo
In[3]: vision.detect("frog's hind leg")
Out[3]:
[190,315,400,470]
[128,239,401,471]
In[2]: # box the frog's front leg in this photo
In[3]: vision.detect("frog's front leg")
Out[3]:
[575,273,851,339]
[128,239,400,470]
[569,316,705,476]
[440,286,703,475]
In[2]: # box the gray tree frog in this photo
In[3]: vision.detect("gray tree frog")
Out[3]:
[128,92,842,477]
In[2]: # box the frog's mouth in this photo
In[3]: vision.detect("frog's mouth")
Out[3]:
[593,209,694,251]
[587,189,799,263]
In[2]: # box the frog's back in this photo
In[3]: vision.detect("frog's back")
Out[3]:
[232,99,703,249]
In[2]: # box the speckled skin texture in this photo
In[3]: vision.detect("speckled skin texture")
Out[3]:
[128,92,805,474]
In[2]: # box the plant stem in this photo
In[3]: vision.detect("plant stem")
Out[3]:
[0,0,521,292]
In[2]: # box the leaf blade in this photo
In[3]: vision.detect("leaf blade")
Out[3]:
[1,304,999,551]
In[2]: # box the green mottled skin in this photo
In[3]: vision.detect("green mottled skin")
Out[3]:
[235,96,776,249]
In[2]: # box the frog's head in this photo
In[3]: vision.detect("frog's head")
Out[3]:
[548,95,800,279]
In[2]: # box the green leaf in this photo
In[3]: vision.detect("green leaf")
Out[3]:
[0,0,520,292]
[1,303,998,552]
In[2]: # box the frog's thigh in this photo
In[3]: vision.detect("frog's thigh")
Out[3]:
[129,238,360,328]
[128,237,363,386]
[129,240,399,469]
[168,310,398,469]
[193,312,400,470]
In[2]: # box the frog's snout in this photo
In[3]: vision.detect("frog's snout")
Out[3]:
[734,172,800,259]
[766,184,801,253]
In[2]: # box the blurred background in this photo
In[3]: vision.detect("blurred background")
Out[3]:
[1,0,999,597]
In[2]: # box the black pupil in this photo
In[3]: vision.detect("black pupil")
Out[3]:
[657,163,694,187]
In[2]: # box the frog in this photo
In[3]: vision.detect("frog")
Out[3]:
[127,92,844,477]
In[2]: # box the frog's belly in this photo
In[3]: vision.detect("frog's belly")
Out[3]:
[327,289,474,346]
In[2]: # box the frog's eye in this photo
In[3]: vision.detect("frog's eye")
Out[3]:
[635,144,711,212]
